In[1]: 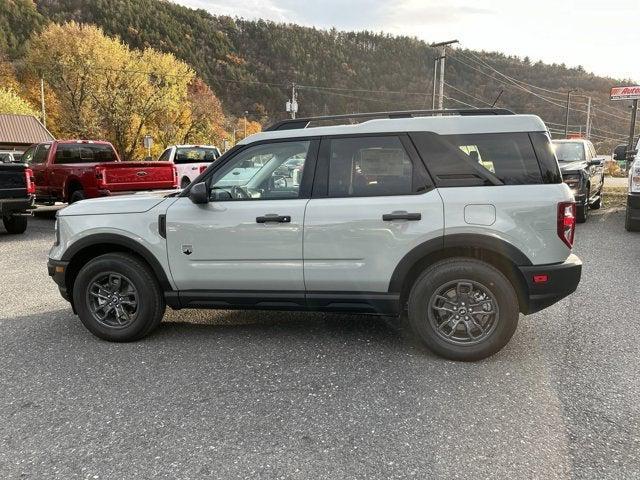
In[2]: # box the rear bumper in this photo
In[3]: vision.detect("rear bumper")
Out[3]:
[0,195,35,214]
[518,254,582,314]
[47,258,70,302]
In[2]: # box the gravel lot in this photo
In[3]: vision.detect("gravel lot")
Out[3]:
[1,208,639,479]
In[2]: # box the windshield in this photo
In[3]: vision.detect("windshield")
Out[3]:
[175,147,220,164]
[553,142,585,162]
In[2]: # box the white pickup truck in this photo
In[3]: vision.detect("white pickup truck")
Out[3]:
[158,145,221,189]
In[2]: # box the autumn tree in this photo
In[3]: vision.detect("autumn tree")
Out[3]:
[0,87,38,115]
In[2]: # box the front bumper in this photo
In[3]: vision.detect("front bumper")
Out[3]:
[47,258,70,302]
[518,254,582,314]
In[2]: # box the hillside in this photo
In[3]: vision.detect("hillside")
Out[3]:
[2,0,636,149]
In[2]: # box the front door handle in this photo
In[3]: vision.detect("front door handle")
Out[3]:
[256,214,291,224]
[382,212,421,221]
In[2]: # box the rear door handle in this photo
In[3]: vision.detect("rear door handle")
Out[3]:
[256,214,291,224]
[382,212,421,221]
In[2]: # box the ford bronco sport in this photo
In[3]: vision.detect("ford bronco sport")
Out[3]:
[48,109,582,361]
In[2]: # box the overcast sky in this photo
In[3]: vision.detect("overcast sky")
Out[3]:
[176,0,639,82]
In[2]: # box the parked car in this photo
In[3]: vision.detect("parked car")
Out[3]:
[158,145,221,189]
[552,139,605,223]
[48,109,582,361]
[614,141,640,231]
[0,162,35,234]
[22,140,178,204]
[0,150,23,163]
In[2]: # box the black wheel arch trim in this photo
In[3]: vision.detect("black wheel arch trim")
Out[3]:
[60,233,172,290]
[387,233,532,294]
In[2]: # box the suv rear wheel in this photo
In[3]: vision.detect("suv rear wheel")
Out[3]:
[73,253,165,341]
[407,258,519,361]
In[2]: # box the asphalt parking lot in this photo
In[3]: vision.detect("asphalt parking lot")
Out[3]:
[1,208,639,479]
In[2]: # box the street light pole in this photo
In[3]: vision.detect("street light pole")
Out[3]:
[565,89,577,138]
[431,40,459,111]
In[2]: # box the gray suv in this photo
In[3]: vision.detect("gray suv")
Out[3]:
[48,109,582,361]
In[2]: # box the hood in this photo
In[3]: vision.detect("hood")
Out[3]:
[559,160,587,173]
[58,190,177,216]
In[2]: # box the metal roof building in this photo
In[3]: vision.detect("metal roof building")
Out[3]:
[0,114,55,151]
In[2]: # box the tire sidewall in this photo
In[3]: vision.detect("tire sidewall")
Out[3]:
[407,258,519,361]
[69,190,85,204]
[73,254,163,341]
[3,215,28,234]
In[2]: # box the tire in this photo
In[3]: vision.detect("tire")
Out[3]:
[591,187,603,210]
[2,215,28,234]
[406,258,519,361]
[180,177,191,189]
[72,252,166,342]
[576,198,589,223]
[69,190,85,204]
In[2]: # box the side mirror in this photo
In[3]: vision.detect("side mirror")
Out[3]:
[189,182,209,204]
[588,157,605,167]
[613,144,627,161]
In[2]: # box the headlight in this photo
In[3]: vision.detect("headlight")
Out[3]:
[631,165,640,193]
[53,219,60,246]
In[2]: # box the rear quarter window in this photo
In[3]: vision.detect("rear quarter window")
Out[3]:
[411,132,551,186]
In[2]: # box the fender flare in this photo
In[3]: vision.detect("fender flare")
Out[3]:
[387,233,532,294]
[61,233,172,290]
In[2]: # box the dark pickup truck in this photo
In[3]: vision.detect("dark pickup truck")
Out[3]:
[0,163,35,234]
[21,140,178,204]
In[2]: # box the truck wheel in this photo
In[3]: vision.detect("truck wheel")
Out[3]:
[72,252,166,342]
[591,188,603,210]
[406,258,519,361]
[576,198,589,223]
[69,190,85,204]
[180,177,191,189]
[2,215,28,234]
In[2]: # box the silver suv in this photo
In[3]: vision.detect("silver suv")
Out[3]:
[48,109,582,361]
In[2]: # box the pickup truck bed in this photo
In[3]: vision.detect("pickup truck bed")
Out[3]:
[0,163,35,234]
[21,141,178,203]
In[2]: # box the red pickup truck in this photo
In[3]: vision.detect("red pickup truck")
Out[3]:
[21,140,178,203]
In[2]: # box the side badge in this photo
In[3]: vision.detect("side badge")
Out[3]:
[182,244,193,256]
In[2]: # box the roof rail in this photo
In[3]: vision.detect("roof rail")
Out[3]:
[264,108,515,131]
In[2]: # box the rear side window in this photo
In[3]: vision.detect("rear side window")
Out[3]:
[326,136,421,197]
[411,132,544,186]
[54,144,117,164]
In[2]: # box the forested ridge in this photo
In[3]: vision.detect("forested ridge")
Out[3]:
[1,0,636,152]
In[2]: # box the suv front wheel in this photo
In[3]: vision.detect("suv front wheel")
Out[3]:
[407,258,519,361]
[73,252,166,341]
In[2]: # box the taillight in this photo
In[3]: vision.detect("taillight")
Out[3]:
[95,167,107,188]
[172,166,178,188]
[24,168,35,194]
[557,201,576,248]
[199,165,208,174]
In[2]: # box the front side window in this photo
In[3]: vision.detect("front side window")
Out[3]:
[54,144,117,164]
[208,141,310,200]
[31,144,51,164]
[20,146,37,164]
[326,136,416,197]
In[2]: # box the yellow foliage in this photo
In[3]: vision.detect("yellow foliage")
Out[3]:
[0,87,38,116]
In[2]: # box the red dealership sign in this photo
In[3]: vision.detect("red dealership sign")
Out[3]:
[610,86,640,101]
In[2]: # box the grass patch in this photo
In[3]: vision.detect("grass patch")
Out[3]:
[603,185,627,209]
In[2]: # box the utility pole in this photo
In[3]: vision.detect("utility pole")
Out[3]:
[431,40,458,110]
[585,96,592,139]
[40,78,46,128]
[564,89,577,137]
[286,83,298,119]
[627,99,638,173]
[431,57,440,109]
